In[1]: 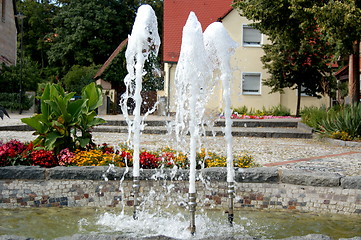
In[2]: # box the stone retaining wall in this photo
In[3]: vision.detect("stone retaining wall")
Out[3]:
[0,166,360,216]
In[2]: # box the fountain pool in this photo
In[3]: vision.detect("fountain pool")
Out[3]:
[1,207,360,239]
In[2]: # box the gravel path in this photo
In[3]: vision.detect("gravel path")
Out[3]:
[1,113,360,176]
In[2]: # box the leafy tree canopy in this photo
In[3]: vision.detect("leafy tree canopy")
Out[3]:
[0,56,43,93]
[233,0,337,115]
[62,65,100,95]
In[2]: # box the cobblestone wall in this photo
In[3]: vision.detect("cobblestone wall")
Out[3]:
[0,166,360,216]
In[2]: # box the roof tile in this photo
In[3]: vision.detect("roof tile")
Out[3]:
[163,0,233,62]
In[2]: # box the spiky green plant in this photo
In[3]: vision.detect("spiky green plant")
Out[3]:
[321,104,361,140]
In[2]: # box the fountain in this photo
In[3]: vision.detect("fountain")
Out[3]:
[1,4,360,240]
[203,22,238,225]
[119,4,160,220]
[174,12,213,235]
[122,6,238,233]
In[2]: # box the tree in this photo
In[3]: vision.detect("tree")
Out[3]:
[16,0,59,70]
[0,57,42,93]
[62,65,100,95]
[233,0,336,116]
[47,0,135,73]
[311,0,361,104]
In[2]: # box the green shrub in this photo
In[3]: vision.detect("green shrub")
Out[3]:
[21,82,106,154]
[232,106,249,115]
[232,105,290,116]
[0,92,33,111]
[62,65,100,95]
[300,105,328,130]
[321,104,361,140]
[269,104,290,116]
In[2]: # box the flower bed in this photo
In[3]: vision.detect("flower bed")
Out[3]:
[0,140,257,169]
[228,114,298,120]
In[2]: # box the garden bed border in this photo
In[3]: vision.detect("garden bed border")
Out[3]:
[0,166,360,216]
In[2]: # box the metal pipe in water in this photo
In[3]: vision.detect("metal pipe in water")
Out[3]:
[133,176,140,220]
[188,192,197,235]
[227,181,235,225]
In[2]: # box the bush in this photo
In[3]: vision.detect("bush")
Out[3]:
[300,105,328,130]
[21,82,106,154]
[321,104,361,140]
[0,92,33,111]
[269,104,291,116]
[62,65,100,95]
[232,104,290,117]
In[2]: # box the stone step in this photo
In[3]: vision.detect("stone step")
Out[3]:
[0,119,313,138]
[93,125,313,139]
[102,119,299,128]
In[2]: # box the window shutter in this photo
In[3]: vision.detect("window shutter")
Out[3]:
[243,26,261,45]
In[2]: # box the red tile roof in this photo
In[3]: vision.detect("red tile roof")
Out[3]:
[163,0,233,63]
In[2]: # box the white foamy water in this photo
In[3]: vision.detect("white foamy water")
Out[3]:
[174,12,213,194]
[96,210,246,239]
[204,22,238,183]
[120,4,160,177]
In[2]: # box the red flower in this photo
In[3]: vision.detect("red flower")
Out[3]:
[30,150,58,168]
[139,151,159,169]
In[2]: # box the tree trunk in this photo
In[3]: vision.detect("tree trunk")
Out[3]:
[348,40,360,104]
[296,84,301,117]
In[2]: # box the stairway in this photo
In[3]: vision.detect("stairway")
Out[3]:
[92,119,313,139]
[0,116,313,139]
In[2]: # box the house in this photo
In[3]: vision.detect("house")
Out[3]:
[334,58,361,105]
[0,0,17,67]
[160,0,330,115]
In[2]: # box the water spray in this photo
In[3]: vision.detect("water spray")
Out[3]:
[174,12,212,235]
[120,4,160,220]
[204,22,238,226]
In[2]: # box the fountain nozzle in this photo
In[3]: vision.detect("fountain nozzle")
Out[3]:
[227,181,235,226]
[133,176,140,220]
[188,192,197,235]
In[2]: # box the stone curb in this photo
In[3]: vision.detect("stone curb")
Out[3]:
[0,166,45,179]
[325,138,361,147]
[279,170,342,187]
[1,166,360,189]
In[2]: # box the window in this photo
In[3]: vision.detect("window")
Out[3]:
[299,85,312,97]
[242,25,262,46]
[1,0,5,22]
[242,73,261,95]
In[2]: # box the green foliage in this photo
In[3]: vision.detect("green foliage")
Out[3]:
[62,65,100,94]
[232,105,290,116]
[101,44,163,91]
[233,0,336,116]
[21,82,106,154]
[311,0,361,56]
[16,0,59,69]
[300,106,328,130]
[101,47,128,86]
[142,53,164,91]
[47,0,135,71]
[0,57,43,92]
[321,104,361,140]
[0,93,33,111]
[232,106,249,115]
[269,105,291,116]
